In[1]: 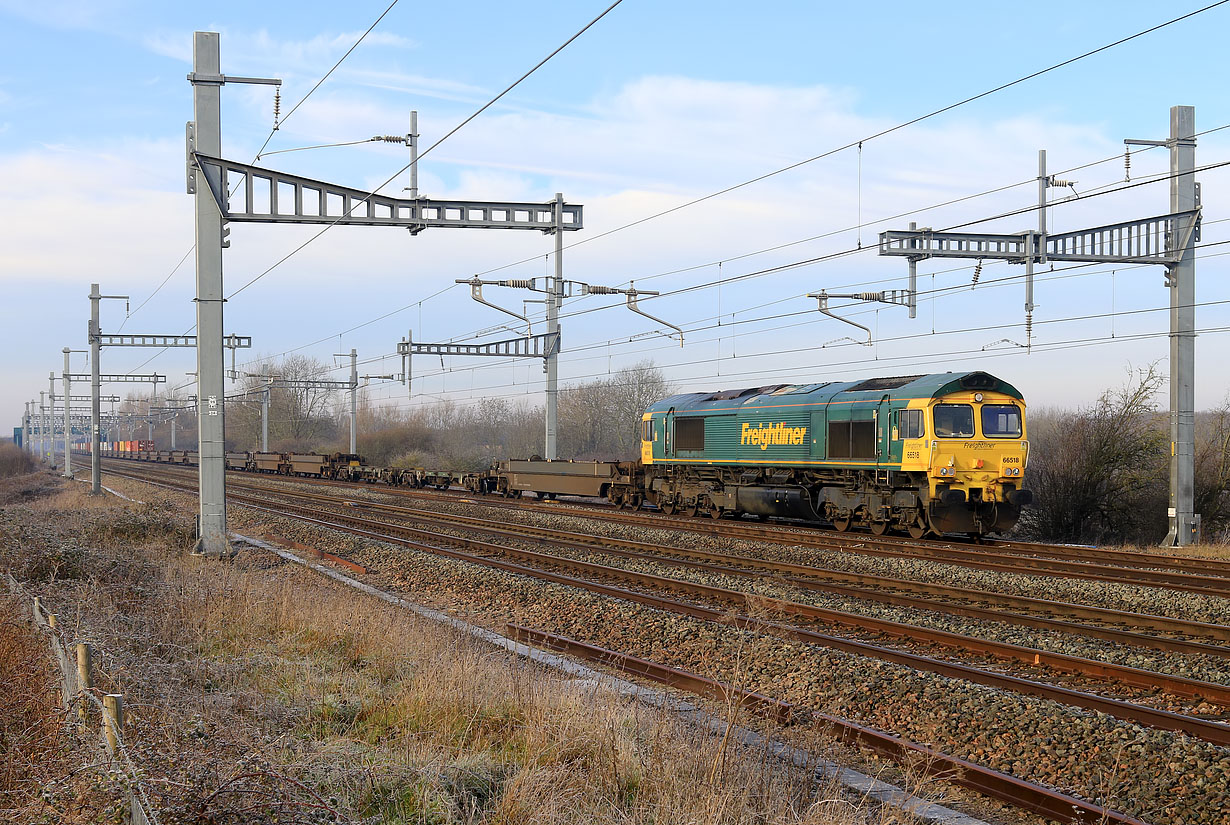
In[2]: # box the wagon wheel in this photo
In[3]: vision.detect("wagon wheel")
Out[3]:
[832,516,851,533]
[660,498,676,516]
[869,520,889,537]
[536,491,547,500]
[707,499,722,519]
[684,500,699,518]
[628,493,642,510]
[907,517,928,540]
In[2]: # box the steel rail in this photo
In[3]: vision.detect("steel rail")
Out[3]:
[285,470,1230,594]
[317,491,1230,659]
[506,624,799,725]
[980,537,1230,576]
[239,491,1230,708]
[102,466,1230,745]
[104,460,1230,641]
[247,496,1230,743]
[401,480,1230,580]
[575,512,1230,595]
[98,467,1230,693]
[98,455,1230,594]
[285,489,1230,658]
[510,626,1152,825]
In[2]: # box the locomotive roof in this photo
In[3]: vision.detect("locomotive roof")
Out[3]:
[646,371,1023,414]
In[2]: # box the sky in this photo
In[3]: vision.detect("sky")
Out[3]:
[3,0,1230,443]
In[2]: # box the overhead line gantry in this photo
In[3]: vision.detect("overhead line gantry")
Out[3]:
[878,106,1203,545]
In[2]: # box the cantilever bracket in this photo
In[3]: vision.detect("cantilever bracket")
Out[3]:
[625,288,684,346]
[583,282,684,346]
[457,276,534,331]
[806,290,914,347]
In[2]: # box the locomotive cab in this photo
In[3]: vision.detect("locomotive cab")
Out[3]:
[904,375,1032,534]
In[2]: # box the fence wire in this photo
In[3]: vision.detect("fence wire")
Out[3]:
[4,572,160,825]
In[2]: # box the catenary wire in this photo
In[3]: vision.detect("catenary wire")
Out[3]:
[116,1,404,337]
[224,0,627,301]
[357,323,1230,414]
[467,0,1230,279]
[225,134,1212,374]
[80,2,1230,405]
[337,121,1230,354]
[167,155,1230,394]
[360,237,1230,395]
[216,6,1230,364]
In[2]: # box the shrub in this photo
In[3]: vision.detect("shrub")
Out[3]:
[0,443,35,478]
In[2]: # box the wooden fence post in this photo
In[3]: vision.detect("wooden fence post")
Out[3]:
[102,694,123,756]
[76,643,93,721]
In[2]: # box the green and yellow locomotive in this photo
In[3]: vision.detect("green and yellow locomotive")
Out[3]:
[639,371,1032,537]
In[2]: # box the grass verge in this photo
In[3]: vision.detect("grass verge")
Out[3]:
[0,478,918,824]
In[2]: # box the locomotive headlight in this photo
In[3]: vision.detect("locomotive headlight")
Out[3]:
[974,392,984,402]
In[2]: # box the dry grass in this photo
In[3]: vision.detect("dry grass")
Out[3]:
[1107,540,1230,561]
[152,548,881,823]
[0,593,92,825]
[0,482,925,825]
[0,443,35,478]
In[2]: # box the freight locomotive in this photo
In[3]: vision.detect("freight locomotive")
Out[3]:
[89,370,1032,537]
[628,370,1032,537]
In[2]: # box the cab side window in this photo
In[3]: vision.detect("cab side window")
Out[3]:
[641,420,656,442]
[900,409,924,439]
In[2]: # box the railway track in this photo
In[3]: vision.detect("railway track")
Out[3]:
[98,456,1230,598]
[106,463,1230,738]
[103,461,1230,635]
[101,462,1230,824]
[126,465,1230,657]
[508,626,1150,825]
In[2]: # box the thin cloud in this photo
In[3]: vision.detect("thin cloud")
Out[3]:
[142,27,418,68]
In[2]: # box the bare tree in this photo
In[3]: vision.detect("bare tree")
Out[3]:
[272,355,338,447]
[1019,365,1168,544]
[1195,399,1230,540]
[559,361,672,459]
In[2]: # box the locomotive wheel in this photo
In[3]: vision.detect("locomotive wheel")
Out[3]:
[907,519,927,539]
[707,500,722,519]
[832,516,851,532]
[869,520,889,537]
